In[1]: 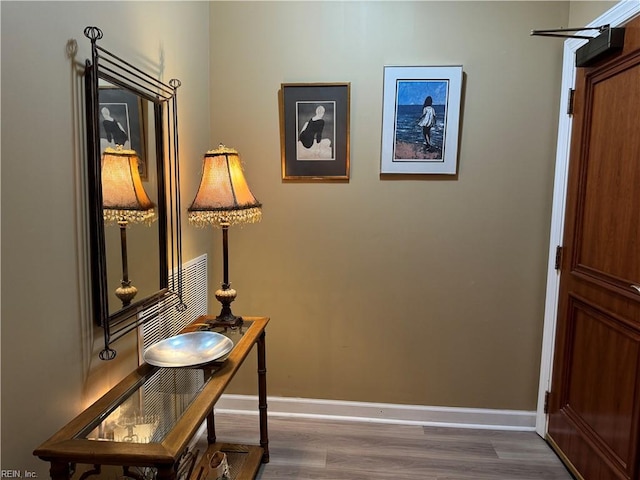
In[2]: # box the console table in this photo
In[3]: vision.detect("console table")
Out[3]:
[34,316,269,480]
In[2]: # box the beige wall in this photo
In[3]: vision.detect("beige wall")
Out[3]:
[569,1,618,26]
[209,1,570,409]
[1,1,211,475]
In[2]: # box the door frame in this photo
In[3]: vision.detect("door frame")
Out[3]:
[536,0,640,437]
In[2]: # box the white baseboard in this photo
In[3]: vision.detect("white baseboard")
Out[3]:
[214,394,536,431]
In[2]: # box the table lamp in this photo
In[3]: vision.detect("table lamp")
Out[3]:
[188,145,262,327]
[102,147,157,307]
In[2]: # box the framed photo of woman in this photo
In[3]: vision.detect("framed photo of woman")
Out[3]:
[279,82,350,181]
[380,66,463,175]
[98,86,148,178]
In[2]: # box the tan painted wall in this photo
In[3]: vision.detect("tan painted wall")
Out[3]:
[1,1,211,475]
[569,1,618,27]
[208,1,570,410]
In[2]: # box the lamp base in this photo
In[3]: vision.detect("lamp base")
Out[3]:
[210,310,243,328]
[115,281,137,307]
[208,286,243,328]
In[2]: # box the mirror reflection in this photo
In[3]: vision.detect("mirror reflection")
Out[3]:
[83,25,184,359]
[98,81,161,315]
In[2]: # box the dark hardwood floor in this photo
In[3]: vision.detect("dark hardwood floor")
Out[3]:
[199,413,574,480]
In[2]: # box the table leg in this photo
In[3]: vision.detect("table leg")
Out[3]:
[203,366,217,445]
[257,330,269,463]
[49,462,71,480]
[207,408,217,444]
[155,465,177,480]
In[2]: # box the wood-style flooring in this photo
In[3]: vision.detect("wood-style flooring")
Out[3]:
[198,413,574,480]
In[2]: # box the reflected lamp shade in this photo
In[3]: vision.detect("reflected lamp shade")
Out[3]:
[101,147,156,309]
[101,147,156,224]
[188,145,262,227]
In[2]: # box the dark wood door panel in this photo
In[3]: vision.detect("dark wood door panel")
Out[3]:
[556,294,640,473]
[548,424,630,480]
[573,55,640,289]
[549,298,640,478]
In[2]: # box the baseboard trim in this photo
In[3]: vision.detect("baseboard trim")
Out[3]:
[214,394,536,431]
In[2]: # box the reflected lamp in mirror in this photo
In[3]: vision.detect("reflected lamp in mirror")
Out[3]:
[188,145,262,328]
[102,147,157,307]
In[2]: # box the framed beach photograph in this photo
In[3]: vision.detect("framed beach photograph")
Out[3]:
[98,86,148,178]
[380,66,463,175]
[279,82,350,181]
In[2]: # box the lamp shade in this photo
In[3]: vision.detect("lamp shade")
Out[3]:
[188,145,262,227]
[101,147,156,224]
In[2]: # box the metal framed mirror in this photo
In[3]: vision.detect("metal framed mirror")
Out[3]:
[84,26,185,359]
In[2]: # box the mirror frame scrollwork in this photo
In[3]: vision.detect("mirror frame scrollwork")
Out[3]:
[84,26,186,360]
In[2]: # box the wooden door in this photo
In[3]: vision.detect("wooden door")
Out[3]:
[547,17,640,480]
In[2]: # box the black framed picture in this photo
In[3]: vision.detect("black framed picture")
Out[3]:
[98,86,148,178]
[279,82,350,181]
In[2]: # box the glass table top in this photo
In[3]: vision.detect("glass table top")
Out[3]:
[76,321,251,444]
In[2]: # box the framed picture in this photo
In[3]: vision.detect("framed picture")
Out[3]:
[380,65,463,175]
[98,86,148,178]
[279,82,350,181]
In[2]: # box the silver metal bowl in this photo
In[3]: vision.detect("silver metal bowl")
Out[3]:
[143,331,234,367]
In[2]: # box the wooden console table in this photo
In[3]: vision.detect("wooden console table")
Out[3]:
[34,316,269,480]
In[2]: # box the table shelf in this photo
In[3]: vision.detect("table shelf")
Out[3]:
[190,444,264,480]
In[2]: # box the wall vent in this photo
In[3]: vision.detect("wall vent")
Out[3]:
[140,253,208,352]
[137,254,209,441]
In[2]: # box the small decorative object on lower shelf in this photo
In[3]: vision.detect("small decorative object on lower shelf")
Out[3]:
[205,451,230,480]
[177,447,199,480]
